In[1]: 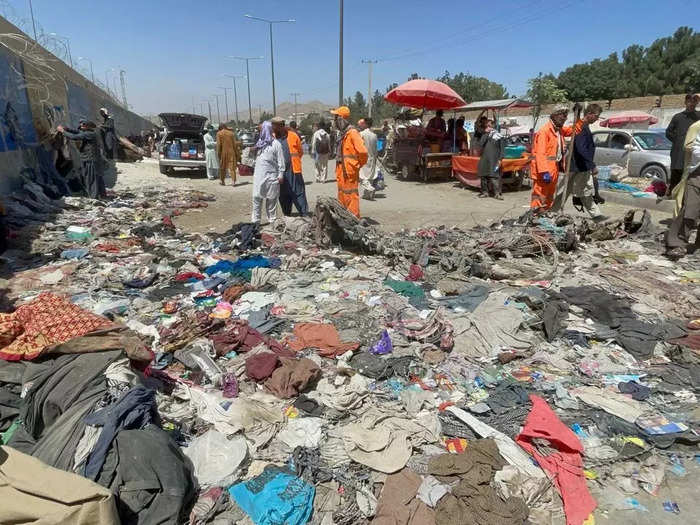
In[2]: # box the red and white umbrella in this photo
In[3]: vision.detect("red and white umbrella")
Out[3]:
[384,79,466,111]
[599,111,659,128]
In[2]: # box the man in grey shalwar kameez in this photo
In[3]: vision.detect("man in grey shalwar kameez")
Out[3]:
[477,120,504,200]
[58,120,106,199]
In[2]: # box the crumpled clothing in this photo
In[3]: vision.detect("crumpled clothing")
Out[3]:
[618,380,651,400]
[388,309,454,352]
[221,284,253,303]
[416,475,450,508]
[83,386,158,480]
[183,430,247,488]
[435,284,489,312]
[175,272,205,282]
[288,322,360,357]
[264,357,321,399]
[0,292,114,361]
[384,278,426,298]
[278,417,324,449]
[427,439,505,481]
[373,469,436,525]
[572,385,644,423]
[342,413,413,474]
[307,375,369,411]
[406,264,424,282]
[0,445,120,525]
[123,272,158,289]
[245,352,280,381]
[211,319,293,357]
[229,466,315,525]
[516,395,595,525]
[485,383,529,415]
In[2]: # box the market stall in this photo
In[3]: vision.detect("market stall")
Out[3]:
[451,98,533,190]
[383,79,466,182]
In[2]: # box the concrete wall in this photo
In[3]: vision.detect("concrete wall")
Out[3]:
[0,16,152,195]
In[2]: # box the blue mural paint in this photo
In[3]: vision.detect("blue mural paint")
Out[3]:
[66,81,91,128]
[0,47,38,151]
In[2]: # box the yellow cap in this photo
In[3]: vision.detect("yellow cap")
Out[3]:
[330,106,350,119]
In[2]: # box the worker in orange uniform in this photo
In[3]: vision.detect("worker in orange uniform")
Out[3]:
[279,120,309,215]
[331,106,368,217]
[530,105,582,212]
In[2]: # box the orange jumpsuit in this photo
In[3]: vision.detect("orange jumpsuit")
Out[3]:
[530,119,582,211]
[287,129,303,174]
[336,127,368,217]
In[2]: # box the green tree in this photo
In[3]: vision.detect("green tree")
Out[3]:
[526,73,568,129]
[259,111,273,124]
[343,91,368,122]
[436,71,509,103]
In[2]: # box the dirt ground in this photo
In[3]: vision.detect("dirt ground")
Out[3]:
[114,156,671,234]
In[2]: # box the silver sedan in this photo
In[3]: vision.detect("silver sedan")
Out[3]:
[591,129,671,181]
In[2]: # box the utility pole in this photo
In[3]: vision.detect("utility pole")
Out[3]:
[230,56,263,126]
[290,92,300,122]
[258,105,262,122]
[224,74,245,125]
[244,15,295,116]
[192,96,196,114]
[338,0,343,106]
[212,94,222,123]
[207,101,213,123]
[218,87,231,123]
[28,0,38,42]
[119,69,128,108]
[362,60,378,118]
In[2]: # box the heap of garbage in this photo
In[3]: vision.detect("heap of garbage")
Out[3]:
[0,185,699,525]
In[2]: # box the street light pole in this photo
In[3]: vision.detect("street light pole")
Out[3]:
[362,59,378,117]
[202,100,213,123]
[224,74,245,125]
[244,15,295,116]
[290,92,300,122]
[339,0,343,106]
[28,0,38,42]
[212,94,222,124]
[218,87,231,123]
[230,56,263,125]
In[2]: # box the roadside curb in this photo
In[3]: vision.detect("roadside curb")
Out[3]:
[599,190,673,214]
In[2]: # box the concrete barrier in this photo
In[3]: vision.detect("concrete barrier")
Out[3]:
[0,16,152,195]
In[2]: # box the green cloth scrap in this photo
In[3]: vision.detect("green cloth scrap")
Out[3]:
[1,419,20,445]
[383,279,425,298]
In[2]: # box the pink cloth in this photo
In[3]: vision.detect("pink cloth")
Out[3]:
[516,395,596,525]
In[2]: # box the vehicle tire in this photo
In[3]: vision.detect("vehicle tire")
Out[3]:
[401,165,408,180]
[159,165,169,175]
[640,164,667,182]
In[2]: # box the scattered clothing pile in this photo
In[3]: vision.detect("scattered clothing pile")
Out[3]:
[0,183,699,525]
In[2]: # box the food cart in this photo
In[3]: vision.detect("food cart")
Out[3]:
[383,79,466,182]
[451,98,533,190]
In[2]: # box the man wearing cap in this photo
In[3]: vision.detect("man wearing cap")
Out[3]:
[530,105,581,212]
[331,106,368,217]
[278,120,308,215]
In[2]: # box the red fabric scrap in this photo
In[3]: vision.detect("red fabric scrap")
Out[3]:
[175,272,205,282]
[406,264,424,282]
[516,395,596,525]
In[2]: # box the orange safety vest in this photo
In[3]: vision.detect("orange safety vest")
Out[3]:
[530,119,583,180]
[287,129,303,174]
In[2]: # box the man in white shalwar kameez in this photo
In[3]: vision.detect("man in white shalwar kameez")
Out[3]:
[251,121,285,223]
[203,125,219,180]
[358,118,378,200]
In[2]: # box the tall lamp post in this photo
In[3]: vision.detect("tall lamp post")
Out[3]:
[212,94,222,124]
[244,14,295,116]
[218,86,231,123]
[230,56,263,125]
[338,0,343,106]
[224,74,246,125]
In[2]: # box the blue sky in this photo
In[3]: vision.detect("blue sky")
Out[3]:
[12,0,698,116]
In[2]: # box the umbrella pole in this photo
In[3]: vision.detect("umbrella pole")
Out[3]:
[453,110,456,153]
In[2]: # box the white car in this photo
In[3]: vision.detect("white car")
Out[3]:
[591,129,671,181]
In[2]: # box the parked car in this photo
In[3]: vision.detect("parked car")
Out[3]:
[158,113,207,175]
[591,129,671,181]
[237,129,256,148]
